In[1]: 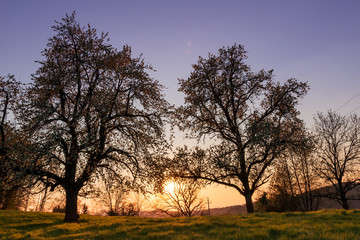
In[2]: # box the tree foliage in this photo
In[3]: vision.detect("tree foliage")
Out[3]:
[20,13,169,222]
[176,44,309,213]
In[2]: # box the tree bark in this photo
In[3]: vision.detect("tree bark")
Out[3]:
[340,194,350,210]
[38,186,48,212]
[2,186,19,210]
[64,187,79,222]
[244,192,254,213]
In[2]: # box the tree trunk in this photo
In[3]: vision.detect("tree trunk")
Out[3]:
[340,194,349,210]
[38,187,48,212]
[244,192,254,213]
[3,186,19,210]
[64,187,79,222]
[338,183,349,210]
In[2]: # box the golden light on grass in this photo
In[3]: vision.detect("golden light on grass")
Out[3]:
[1,210,360,239]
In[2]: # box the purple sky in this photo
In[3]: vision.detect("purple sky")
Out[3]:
[1,0,360,208]
[1,0,360,126]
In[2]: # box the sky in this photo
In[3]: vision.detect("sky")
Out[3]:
[1,0,360,208]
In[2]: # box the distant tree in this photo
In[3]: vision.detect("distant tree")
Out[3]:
[262,144,320,212]
[266,157,298,212]
[128,191,146,216]
[52,204,66,213]
[81,204,89,215]
[97,168,131,216]
[155,178,204,217]
[19,13,169,222]
[176,44,309,213]
[288,147,320,211]
[314,110,360,209]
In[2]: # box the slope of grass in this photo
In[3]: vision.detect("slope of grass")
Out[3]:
[1,209,360,239]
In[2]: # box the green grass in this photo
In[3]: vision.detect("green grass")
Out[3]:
[1,210,360,239]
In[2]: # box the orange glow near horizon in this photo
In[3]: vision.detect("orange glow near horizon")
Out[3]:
[163,179,247,209]
[200,184,245,209]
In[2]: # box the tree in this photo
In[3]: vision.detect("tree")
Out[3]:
[128,190,146,216]
[155,178,204,217]
[20,13,169,222]
[97,168,132,216]
[176,44,309,213]
[314,110,360,209]
[262,145,320,212]
[0,75,30,210]
[287,147,320,211]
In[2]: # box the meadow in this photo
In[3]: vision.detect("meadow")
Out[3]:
[1,210,360,239]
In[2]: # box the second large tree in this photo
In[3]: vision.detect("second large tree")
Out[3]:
[177,44,309,213]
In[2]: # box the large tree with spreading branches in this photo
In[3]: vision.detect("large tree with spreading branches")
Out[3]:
[20,13,169,222]
[176,44,309,213]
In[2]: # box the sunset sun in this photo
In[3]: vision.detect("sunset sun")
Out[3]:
[164,180,176,194]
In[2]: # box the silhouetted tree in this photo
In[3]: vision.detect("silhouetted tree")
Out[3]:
[81,203,89,215]
[288,148,320,211]
[0,75,32,209]
[262,144,320,212]
[314,110,360,209]
[128,191,146,216]
[176,44,309,213]
[97,168,131,216]
[19,13,169,222]
[155,178,204,217]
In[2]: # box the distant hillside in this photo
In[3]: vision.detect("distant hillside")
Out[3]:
[139,205,247,218]
[316,184,360,210]
[209,204,247,215]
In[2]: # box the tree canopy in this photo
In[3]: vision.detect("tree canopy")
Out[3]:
[19,13,170,222]
[176,44,309,213]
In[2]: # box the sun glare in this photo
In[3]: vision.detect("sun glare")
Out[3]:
[164,180,176,194]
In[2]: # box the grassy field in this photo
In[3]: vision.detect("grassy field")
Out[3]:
[1,210,360,239]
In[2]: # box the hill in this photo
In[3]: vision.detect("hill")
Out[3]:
[209,204,247,215]
[1,210,360,239]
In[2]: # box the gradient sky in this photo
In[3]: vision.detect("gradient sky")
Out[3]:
[1,0,360,208]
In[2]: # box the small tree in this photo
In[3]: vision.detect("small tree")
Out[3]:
[263,145,320,212]
[128,191,146,216]
[20,13,169,222]
[176,44,309,213]
[314,110,360,209]
[98,168,131,216]
[81,204,89,215]
[289,149,320,211]
[155,178,204,217]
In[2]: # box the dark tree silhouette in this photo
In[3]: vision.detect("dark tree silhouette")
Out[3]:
[155,178,204,217]
[263,147,320,212]
[20,13,169,222]
[97,168,131,216]
[0,75,30,209]
[176,44,309,213]
[314,110,360,209]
